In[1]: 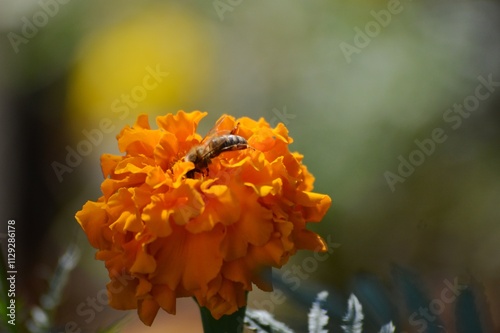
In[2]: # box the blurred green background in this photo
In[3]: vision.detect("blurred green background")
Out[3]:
[1,0,499,332]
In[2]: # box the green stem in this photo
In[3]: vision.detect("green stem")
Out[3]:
[196,300,247,333]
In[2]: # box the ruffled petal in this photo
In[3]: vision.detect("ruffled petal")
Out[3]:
[138,298,160,326]
[117,115,162,157]
[296,191,332,222]
[149,224,224,293]
[75,200,112,249]
[156,110,206,142]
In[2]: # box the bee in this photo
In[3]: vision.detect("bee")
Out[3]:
[184,117,249,178]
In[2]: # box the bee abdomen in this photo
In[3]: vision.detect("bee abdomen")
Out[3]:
[222,135,248,150]
[207,135,248,159]
[227,134,247,145]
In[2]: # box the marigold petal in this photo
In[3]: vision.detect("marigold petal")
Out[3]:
[237,198,273,247]
[235,116,260,130]
[111,211,138,233]
[142,195,174,237]
[222,259,252,290]
[294,229,328,252]
[298,164,315,191]
[181,226,224,291]
[152,285,177,314]
[170,183,205,226]
[153,132,179,170]
[101,154,123,178]
[172,160,196,180]
[101,172,146,200]
[107,188,143,233]
[156,110,207,142]
[204,279,244,319]
[282,152,302,178]
[220,193,273,261]
[187,182,239,233]
[138,298,160,326]
[132,186,154,210]
[75,200,111,249]
[145,167,171,189]
[296,192,332,222]
[136,277,153,297]
[248,127,276,152]
[95,249,115,262]
[214,114,237,132]
[252,267,273,292]
[117,119,162,156]
[134,114,151,129]
[107,277,139,310]
[114,155,155,175]
[202,275,223,303]
[222,255,272,292]
[273,220,295,252]
[130,245,157,274]
[272,122,293,144]
[244,179,282,197]
[250,240,289,268]
[149,224,224,292]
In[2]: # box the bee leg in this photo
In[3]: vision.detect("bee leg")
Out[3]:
[186,167,203,179]
[230,122,240,135]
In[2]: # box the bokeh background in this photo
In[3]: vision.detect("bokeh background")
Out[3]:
[1,0,500,332]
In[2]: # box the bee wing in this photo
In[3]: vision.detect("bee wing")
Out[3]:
[200,115,234,144]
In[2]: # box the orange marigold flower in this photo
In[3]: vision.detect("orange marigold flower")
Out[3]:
[75,111,331,326]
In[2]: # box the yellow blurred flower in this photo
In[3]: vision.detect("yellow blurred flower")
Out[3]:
[76,111,331,326]
[67,4,214,129]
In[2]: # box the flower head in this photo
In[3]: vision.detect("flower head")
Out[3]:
[76,111,331,325]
